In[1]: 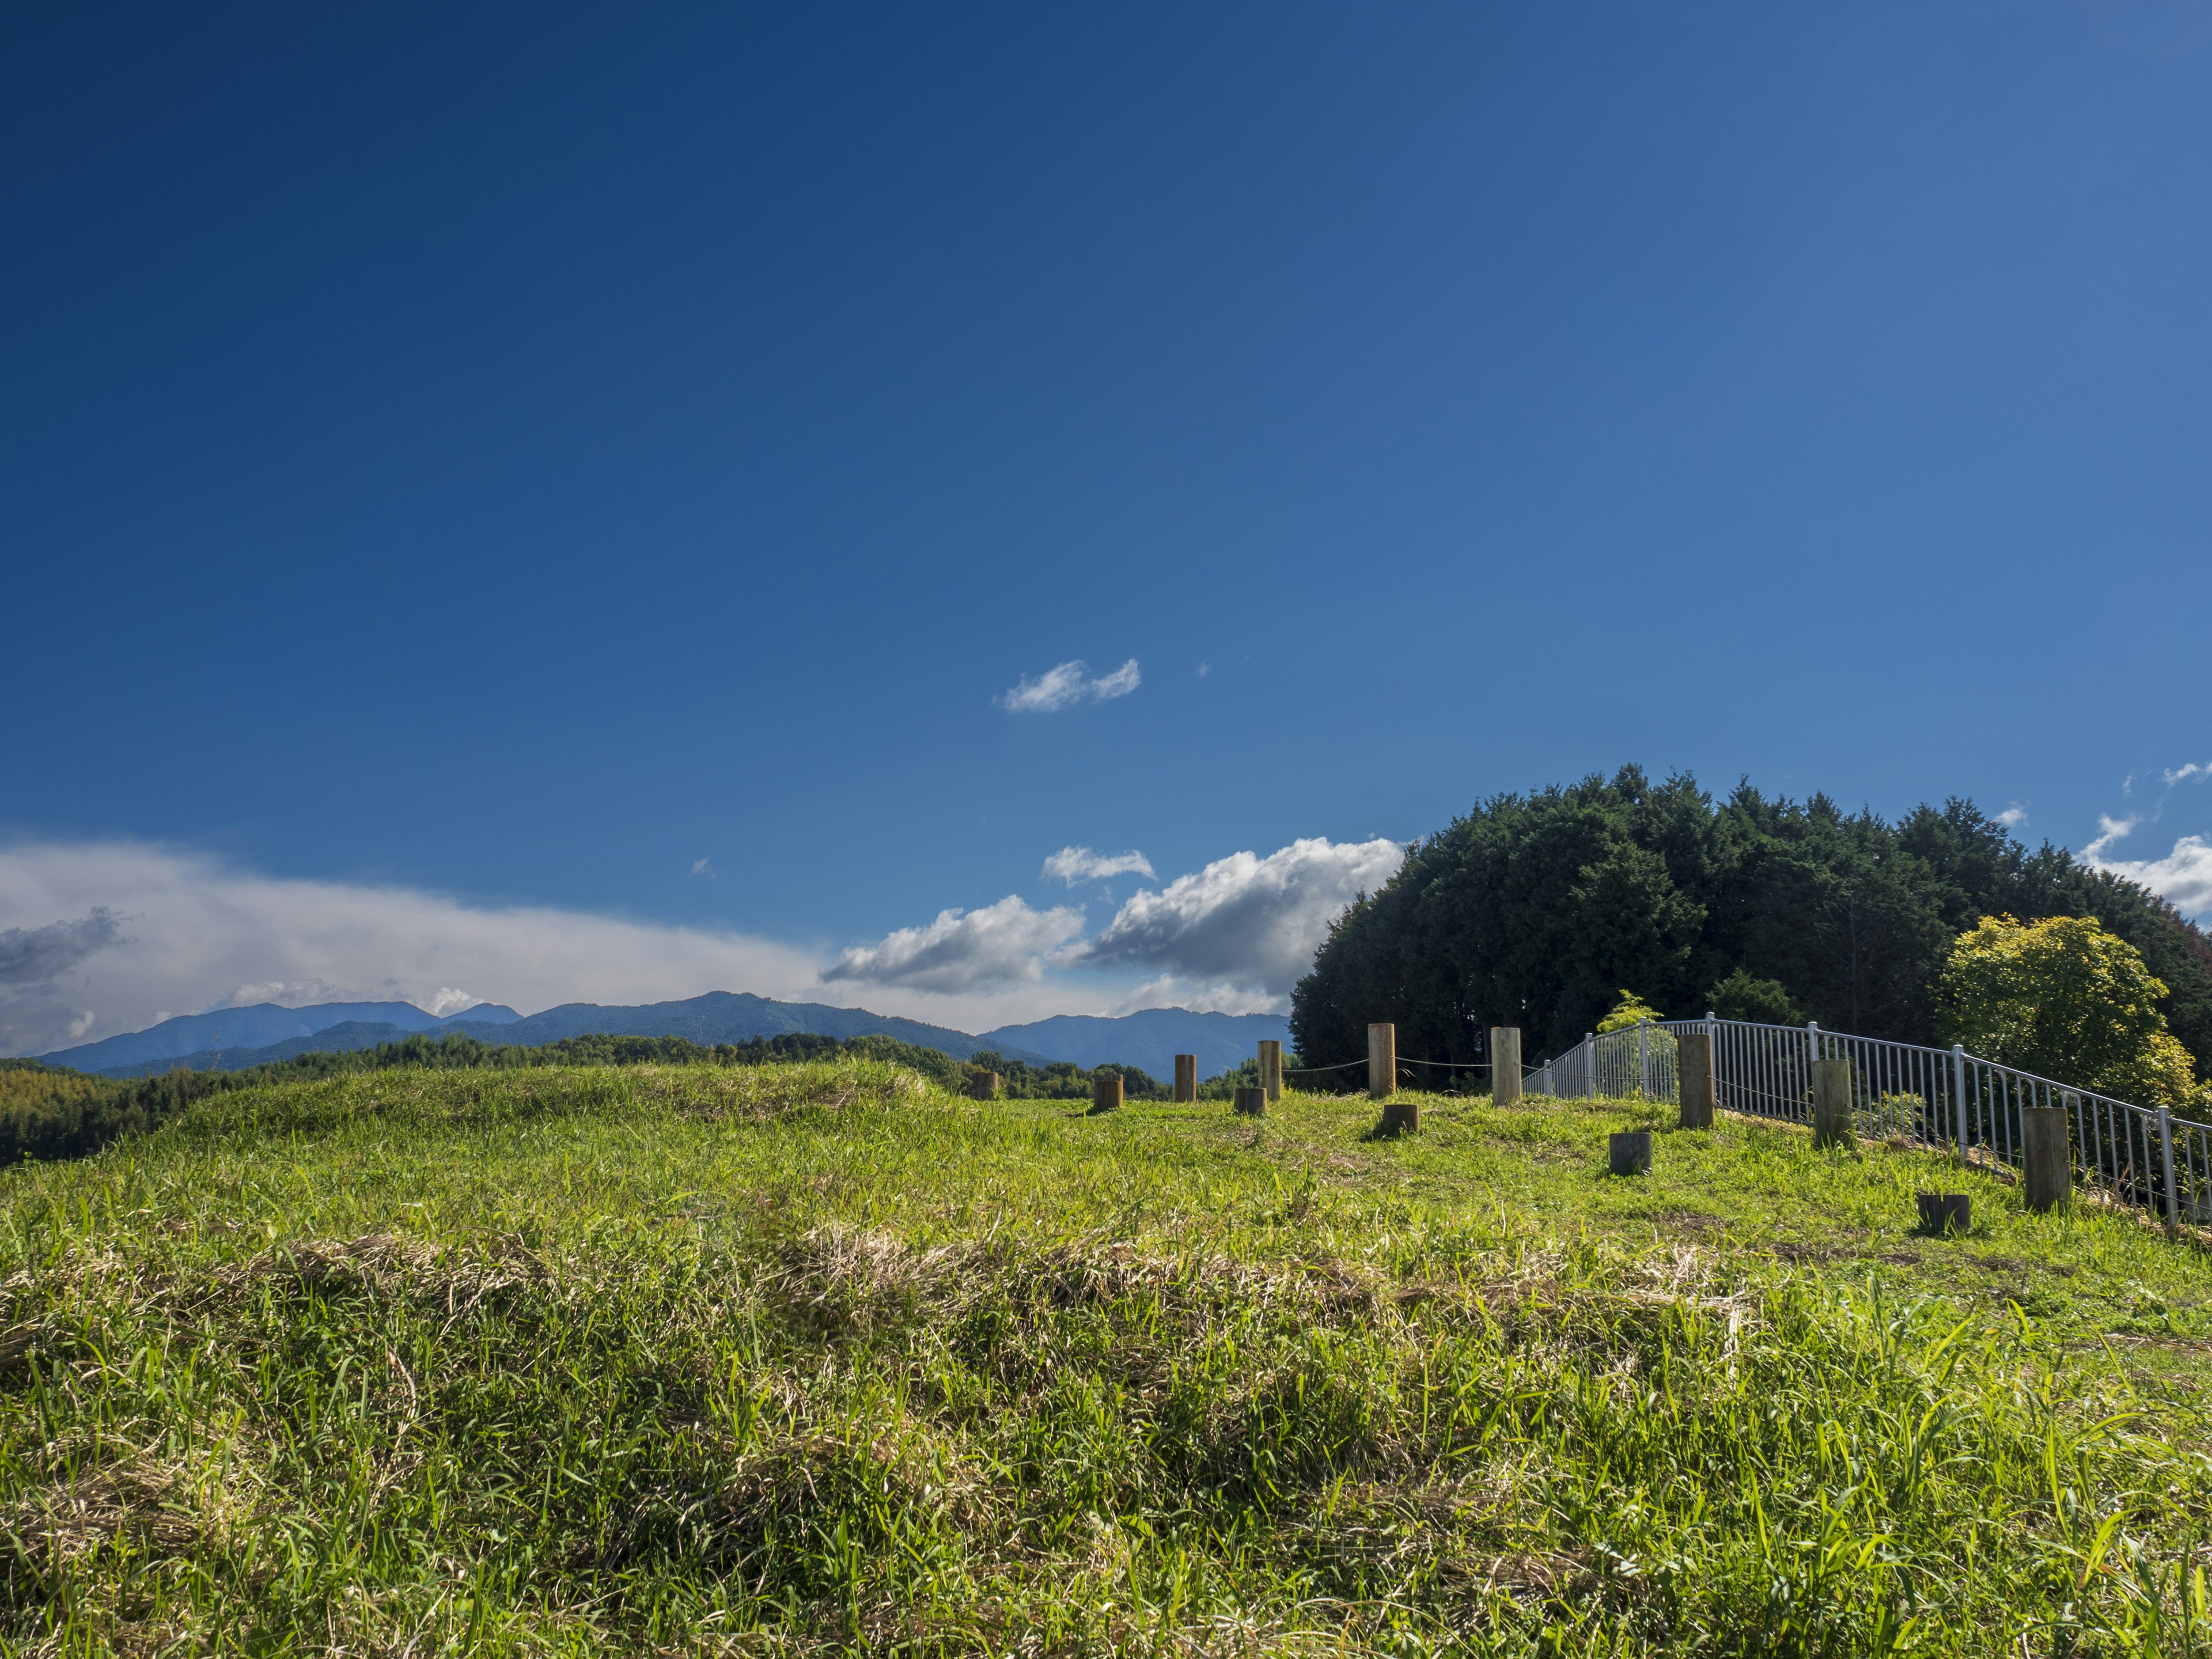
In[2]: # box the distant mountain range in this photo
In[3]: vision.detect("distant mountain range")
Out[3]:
[41,999,522,1074]
[44,991,1291,1084]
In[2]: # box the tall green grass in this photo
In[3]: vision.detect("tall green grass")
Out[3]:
[2,1060,2207,1654]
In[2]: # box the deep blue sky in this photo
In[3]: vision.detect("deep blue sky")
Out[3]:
[4,2,2210,1032]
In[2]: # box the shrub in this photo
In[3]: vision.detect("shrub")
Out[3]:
[1937,914,2200,1105]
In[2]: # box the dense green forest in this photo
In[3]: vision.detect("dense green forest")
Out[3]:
[0,1031,1181,1165]
[1290,769,2212,1074]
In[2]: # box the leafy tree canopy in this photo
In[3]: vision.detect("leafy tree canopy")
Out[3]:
[1937,915,2202,1107]
[1290,767,2212,1081]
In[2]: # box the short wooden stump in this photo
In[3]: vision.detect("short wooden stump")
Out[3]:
[1916,1192,1971,1235]
[1233,1085,1267,1118]
[1609,1130,1652,1177]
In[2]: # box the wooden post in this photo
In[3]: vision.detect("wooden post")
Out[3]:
[1173,1054,1196,1102]
[1090,1072,1123,1115]
[1368,1024,1395,1101]
[1677,1033,1714,1130]
[1257,1040,1283,1104]
[1233,1085,1267,1118]
[2021,1105,2070,1212]
[1812,1056,1855,1149]
[1609,1130,1652,1176]
[1490,1027,1522,1106]
[968,1070,1001,1101]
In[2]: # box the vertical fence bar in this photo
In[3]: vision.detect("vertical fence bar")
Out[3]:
[2161,1106,2179,1228]
[1951,1045,1967,1164]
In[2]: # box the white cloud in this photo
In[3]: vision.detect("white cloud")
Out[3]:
[2084,815,2139,862]
[1081,837,1404,1002]
[821,895,1086,994]
[997,658,1142,713]
[1996,804,2028,828]
[0,840,823,1056]
[2081,824,2212,918]
[2165,762,2209,786]
[1041,846,1157,887]
[690,858,717,880]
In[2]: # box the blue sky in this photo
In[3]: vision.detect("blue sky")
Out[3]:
[3,2,2210,1051]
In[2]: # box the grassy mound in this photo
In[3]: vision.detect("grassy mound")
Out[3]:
[3,1061,2208,1654]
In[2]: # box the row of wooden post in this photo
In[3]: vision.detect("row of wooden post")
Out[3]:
[1006,1029,2073,1213]
[1808,1053,2072,1211]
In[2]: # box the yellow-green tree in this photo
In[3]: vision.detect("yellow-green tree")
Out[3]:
[1596,990,1665,1033]
[1937,914,2199,1106]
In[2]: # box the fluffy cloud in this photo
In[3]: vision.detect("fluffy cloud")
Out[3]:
[1041,846,1156,887]
[2163,763,2208,785]
[997,658,1141,713]
[0,840,823,1056]
[2081,818,2212,917]
[1996,805,2028,828]
[823,896,1085,994]
[1082,838,1404,998]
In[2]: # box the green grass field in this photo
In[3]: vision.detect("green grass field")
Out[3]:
[5,1059,2209,1655]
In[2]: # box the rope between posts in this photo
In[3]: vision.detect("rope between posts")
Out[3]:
[1283,1058,1370,1073]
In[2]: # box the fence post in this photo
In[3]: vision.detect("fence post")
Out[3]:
[1677,1031,1714,1130]
[1368,1024,1396,1102]
[1812,1056,1855,1149]
[1638,1020,1650,1097]
[1805,1023,1820,1124]
[1234,1085,1267,1118]
[1173,1054,1196,1103]
[969,1070,1001,1101]
[1706,1010,1719,1111]
[1584,1033,1594,1100]
[2160,1106,2179,1231]
[1490,1027,1522,1106]
[1091,1072,1123,1114]
[1257,1040,1282,1104]
[2021,1105,2070,1211]
[1951,1045,1968,1165]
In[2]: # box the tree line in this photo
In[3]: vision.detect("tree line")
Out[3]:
[1289,769,2212,1077]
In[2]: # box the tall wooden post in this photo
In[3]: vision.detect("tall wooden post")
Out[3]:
[1091,1072,1123,1115]
[1490,1027,1522,1106]
[1677,1033,1714,1130]
[1173,1054,1196,1103]
[2021,1106,2070,1212]
[1368,1024,1395,1101]
[1812,1056,1855,1149]
[1257,1039,1283,1104]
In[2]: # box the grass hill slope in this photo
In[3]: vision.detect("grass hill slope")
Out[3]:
[4,1062,2207,1653]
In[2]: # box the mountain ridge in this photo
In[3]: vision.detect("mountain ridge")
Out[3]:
[40,1001,521,1073]
[55,992,1287,1083]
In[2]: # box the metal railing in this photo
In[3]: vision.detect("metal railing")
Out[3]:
[1524,1015,2212,1229]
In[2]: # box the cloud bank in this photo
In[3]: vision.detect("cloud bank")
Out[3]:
[2081,816,2212,918]
[0,840,823,1056]
[997,658,1141,713]
[822,896,1085,994]
[1084,838,1404,997]
[819,837,1403,1018]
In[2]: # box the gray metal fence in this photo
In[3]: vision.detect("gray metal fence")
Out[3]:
[1524,1015,2212,1228]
